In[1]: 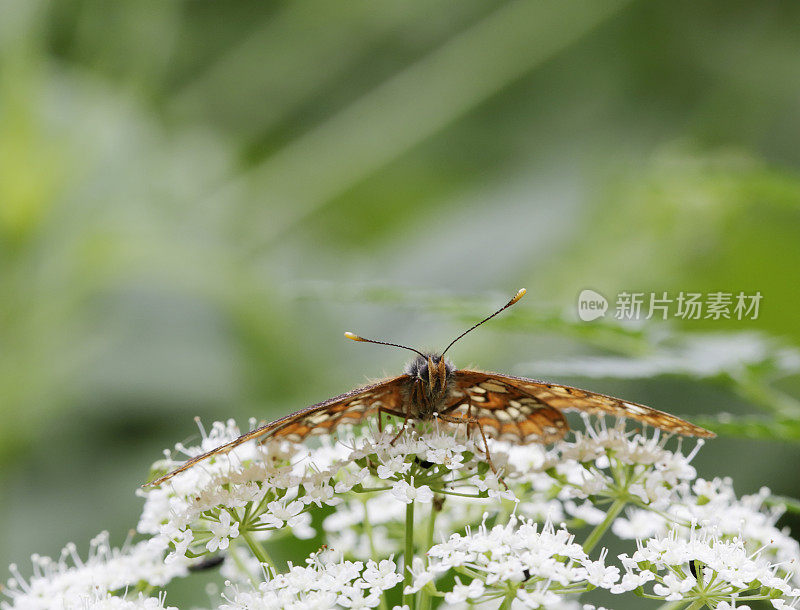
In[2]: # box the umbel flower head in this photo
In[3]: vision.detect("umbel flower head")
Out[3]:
[5,416,800,609]
[1,532,186,610]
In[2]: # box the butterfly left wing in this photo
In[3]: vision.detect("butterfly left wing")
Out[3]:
[454,370,714,438]
[144,375,409,487]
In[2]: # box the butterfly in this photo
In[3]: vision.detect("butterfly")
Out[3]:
[144,288,714,487]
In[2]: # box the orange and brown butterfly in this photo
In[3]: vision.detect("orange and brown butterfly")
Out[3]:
[144,289,714,487]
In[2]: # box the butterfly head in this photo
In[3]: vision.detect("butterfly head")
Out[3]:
[405,353,455,394]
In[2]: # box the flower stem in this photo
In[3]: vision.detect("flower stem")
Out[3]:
[684,601,708,610]
[582,497,627,554]
[498,586,517,610]
[655,602,691,610]
[240,529,276,571]
[418,498,441,610]
[363,502,389,610]
[402,501,416,610]
[228,545,260,588]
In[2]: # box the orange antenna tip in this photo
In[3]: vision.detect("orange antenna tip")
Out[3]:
[344,332,426,357]
[440,288,528,356]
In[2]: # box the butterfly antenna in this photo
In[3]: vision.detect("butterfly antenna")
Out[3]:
[440,288,527,357]
[345,332,427,359]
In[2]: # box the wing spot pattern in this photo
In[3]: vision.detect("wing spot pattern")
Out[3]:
[623,402,647,415]
[445,376,569,445]
[493,409,512,422]
[480,382,507,393]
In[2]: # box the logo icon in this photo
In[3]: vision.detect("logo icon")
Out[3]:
[577,289,608,321]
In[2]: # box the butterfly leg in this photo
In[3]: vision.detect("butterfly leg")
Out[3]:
[391,411,410,445]
[435,413,506,489]
[439,396,485,457]
[376,406,411,443]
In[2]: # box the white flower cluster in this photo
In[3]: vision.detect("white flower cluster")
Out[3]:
[505,415,702,514]
[614,477,800,583]
[1,532,184,610]
[618,524,800,607]
[138,419,512,563]
[67,592,175,610]
[220,553,403,609]
[6,415,800,609]
[406,514,621,607]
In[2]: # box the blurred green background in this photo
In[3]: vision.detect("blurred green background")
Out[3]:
[2,0,800,607]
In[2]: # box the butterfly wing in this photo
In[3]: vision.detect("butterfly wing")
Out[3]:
[454,370,714,438]
[144,375,410,487]
[442,372,570,443]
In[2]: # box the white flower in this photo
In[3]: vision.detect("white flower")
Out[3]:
[609,569,656,593]
[470,471,516,500]
[289,511,316,540]
[376,456,410,479]
[580,550,620,588]
[335,466,369,492]
[403,557,438,594]
[259,498,305,528]
[206,511,239,552]
[362,559,402,590]
[165,529,193,563]
[611,508,666,540]
[653,572,697,600]
[444,577,485,603]
[304,472,337,506]
[565,500,606,525]
[391,479,433,504]
[773,600,800,609]
[515,585,561,608]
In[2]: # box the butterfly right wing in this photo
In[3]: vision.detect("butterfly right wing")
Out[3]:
[454,370,714,438]
[144,375,410,487]
[443,371,569,443]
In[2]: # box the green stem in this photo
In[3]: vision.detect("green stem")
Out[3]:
[655,601,691,610]
[240,529,276,571]
[363,501,389,610]
[418,499,441,610]
[425,502,437,565]
[582,498,627,554]
[683,601,708,610]
[228,544,259,587]
[402,501,416,610]
[498,586,517,610]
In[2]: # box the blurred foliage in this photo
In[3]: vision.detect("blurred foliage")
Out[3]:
[1,0,799,607]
